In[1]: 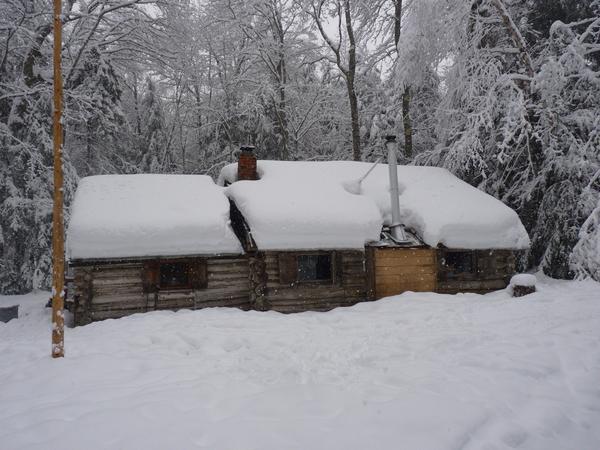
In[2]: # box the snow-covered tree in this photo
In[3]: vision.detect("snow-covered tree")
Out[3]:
[571,196,600,281]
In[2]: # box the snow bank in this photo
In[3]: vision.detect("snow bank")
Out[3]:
[219,161,530,250]
[67,175,242,260]
[1,278,600,449]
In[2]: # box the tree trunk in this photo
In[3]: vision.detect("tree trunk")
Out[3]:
[392,0,413,159]
[277,82,290,160]
[274,6,289,160]
[402,87,413,159]
[346,75,361,162]
[345,0,361,161]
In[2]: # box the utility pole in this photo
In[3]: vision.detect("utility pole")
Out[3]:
[51,0,65,358]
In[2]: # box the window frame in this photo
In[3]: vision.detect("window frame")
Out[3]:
[143,258,208,293]
[278,251,341,286]
[440,250,477,279]
[296,253,334,283]
[158,260,193,290]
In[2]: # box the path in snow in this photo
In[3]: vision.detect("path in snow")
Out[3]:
[1,278,599,450]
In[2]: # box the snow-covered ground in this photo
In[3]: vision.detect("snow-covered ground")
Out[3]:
[1,277,599,450]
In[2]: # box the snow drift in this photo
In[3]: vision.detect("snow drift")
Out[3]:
[1,278,599,449]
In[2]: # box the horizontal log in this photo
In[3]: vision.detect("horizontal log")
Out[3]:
[73,270,142,283]
[340,257,365,265]
[194,297,251,308]
[270,301,362,313]
[207,271,250,281]
[206,279,250,290]
[342,279,366,289]
[194,287,250,301]
[343,257,365,266]
[92,278,142,289]
[341,267,366,276]
[90,302,148,313]
[94,296,252,312]
[207,263,249,274]
[87,267,143,278]
[341,277,366,285]
[72,268,92,278]
[92,293,147,305]
[265,280,343,290]
[160,289,248,302]
[156,299,195,309]
[344,287,366,297]
[90,298,252,319]
[93,285,144,297]
[263,255,279,265]
[265,259,279,268]
[207,258,248,266]
[265,270,280,280]
[77,276,141,288]
[267,287,347,301]
[437,279,507,292]
[269,296,359,307]
[156,298,251,310]
[156,289,194,299]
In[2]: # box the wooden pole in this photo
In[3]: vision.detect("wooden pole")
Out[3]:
[51,0,65,358]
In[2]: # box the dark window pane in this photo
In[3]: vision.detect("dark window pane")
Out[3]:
[444,252,474,274]
[315,255,332,279]
[159,262,190,288]
[297,254,332,281]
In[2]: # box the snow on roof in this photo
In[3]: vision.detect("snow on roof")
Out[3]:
[67,175,242,260]
[219,161,530,251]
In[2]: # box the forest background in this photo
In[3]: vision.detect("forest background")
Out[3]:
[1,0,599,294]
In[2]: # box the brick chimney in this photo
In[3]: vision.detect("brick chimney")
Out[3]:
[237,145,257,181]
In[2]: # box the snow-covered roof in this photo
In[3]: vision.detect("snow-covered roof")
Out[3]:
[67,175,242,260]
[219,161,530,251]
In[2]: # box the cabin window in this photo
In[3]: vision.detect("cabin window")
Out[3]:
[159,262,191,289]
[443,251,475,275]
[297,254,332,282]
[278,252,339,285]
[144,259,207,292]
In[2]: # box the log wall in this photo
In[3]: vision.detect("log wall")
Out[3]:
[436,249,516,294]
[261,250,368,313]
[71,256,250,326]
[70,248,519,326]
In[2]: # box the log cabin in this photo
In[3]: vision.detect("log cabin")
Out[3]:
[66,147,529,324]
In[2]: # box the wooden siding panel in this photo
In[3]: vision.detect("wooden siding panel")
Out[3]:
[372,247,437,298]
